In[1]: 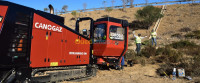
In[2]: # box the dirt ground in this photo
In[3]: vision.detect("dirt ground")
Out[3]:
[62,64,199,83]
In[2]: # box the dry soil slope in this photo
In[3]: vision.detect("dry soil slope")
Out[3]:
[157,4,200,45]
[61,7,142,31]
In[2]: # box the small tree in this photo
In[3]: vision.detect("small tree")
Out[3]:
[145,0,148,6]
[105,7,113,13]
[111,0,115,9]
[191,0,195,4]
[83,3,87,12]
[62,5,68,13]
[130,0,134,8]
[135,6,163,28]
[102,1,107,9]
[121,0,129,11]
[44,8,49,12]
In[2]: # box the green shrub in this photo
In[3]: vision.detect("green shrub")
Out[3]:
[156,47,165,56]
[125,49,135,60]
[193,54,200,76]
[170,40,197,49]
[171,33,182,38]
[156,46,183,63]
[125,49,141,64]
[71,11,78,17]
[193,30,200,39]
[183,45,200,56]
[169,51,182,63]
[175,54,200,76]
[156,63,174,76]
[193,30,200,34]
[179,27,191,32]
[101,15,109,18]
[142,40,151,46]
[140,59,146,66]
[185,33,196,38]
[185,30,200,39]
[169,40,199,56]
[157,60,191,76]
[141,45,156,58]
[105,7,113,12]
[159,54,200,77]
[121,16,130,19]
[135,6,163,27]
[157,41,200,77]
[128,43,133,46]
[125,49,148,64]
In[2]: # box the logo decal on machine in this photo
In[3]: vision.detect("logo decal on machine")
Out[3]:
[69,52,87,55]
[35,22,62,32]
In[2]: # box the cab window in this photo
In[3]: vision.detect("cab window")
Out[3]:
[109,25,124,40]
[94,24,106,42]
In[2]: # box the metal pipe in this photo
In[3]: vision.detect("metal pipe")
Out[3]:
[48,4,54,14]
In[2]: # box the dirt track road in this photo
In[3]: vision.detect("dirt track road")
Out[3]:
[63,64,198,83]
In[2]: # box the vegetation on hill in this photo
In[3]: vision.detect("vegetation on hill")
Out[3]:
[126,40,200,77]
[62,5,68,13]
[105,7,113,13]
[134,6,163,29]
[185,30,200,39]
[43,8,49,12]
[71,11,78,19]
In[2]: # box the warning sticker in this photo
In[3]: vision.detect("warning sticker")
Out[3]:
[50,62,58,66]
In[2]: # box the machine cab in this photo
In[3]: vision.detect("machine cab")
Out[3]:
[93,17,129,66]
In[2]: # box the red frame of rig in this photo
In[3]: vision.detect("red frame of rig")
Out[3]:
[93,18,129,67]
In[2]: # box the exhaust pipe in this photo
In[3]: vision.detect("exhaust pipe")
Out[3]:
[48,4,54,14]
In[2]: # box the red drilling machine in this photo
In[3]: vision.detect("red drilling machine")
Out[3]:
[0,1,129,82]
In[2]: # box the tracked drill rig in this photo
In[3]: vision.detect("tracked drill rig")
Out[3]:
[0,1,129,83]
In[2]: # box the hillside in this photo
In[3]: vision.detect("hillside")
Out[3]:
[61,4,200,83]
[157,4,200,46]
[61,3,200,48]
